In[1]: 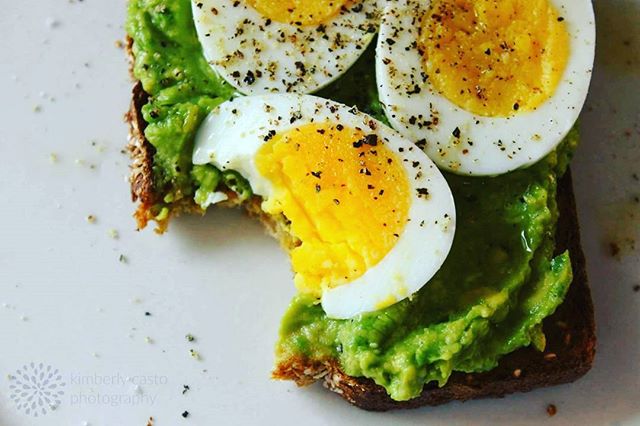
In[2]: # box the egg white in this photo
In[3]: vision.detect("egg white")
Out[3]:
[193,94,456,319]
[376,0,595,176]
[192,0,379,95]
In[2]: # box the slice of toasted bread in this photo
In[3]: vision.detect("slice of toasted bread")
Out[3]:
[125,46,595,410]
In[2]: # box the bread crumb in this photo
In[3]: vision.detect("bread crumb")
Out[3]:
[546,404,557,417]
[609,242,621,257]
[543,353,557,361]
[512,368,522,378]
[45,17,60,29]
[146,417,154,426]
[87,215,97,224]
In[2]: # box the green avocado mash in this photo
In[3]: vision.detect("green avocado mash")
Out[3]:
[127,0,576,401]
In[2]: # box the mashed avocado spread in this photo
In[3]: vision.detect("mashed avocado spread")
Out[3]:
[127,0,576,401]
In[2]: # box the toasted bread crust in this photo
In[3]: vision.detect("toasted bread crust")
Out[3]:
[125,36,159,230]
[126,81,158,229]
[125,41,595,409]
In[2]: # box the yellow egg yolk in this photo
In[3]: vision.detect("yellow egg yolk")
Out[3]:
[419,0,570,117]
[255,123,410,297]
[245,0,350,26]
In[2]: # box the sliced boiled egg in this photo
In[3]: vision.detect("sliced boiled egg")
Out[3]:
[193,94,456,319]
[192,0,379,95]
[376,0,595,175]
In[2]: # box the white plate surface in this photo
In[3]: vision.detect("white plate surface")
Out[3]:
[0,1,638,425]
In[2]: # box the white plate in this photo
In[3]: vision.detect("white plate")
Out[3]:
[0,1,638,425]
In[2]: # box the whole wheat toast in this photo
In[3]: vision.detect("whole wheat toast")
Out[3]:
[125,46,596,410]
